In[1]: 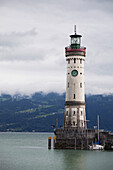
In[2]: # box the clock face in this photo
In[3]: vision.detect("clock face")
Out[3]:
[71,70,78,77]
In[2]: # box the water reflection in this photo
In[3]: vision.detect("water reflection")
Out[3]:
[53,149,86,170]
[53,149,113,170]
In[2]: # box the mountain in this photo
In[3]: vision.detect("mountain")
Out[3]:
[86,94,113,132]
[0,92,113,132]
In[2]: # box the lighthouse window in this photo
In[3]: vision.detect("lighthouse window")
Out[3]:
[68,60,70,64]
[80,83,82,88]
[74,94,75,99]
[80,59,82,64]
[66,111,68,116]
[74,58,76,63]
[68,82,69,88]
[81,111,83,116]
[73,111,75,115]
[73,121,75,126]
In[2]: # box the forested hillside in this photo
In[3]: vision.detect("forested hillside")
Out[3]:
[0,92,113,132]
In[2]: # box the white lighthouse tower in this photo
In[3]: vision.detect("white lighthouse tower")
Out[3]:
[54,26,112,150]
[64,26,86,129]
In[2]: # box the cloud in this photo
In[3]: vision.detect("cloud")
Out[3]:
[0,28,37,48]
[0,28,48,61]
[0,60,66,95]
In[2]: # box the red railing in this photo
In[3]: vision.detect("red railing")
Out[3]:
[65,46,86,53]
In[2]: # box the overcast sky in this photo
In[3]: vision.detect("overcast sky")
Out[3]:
[0,0,113,95]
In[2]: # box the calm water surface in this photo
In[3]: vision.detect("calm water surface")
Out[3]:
[0,132,113,170]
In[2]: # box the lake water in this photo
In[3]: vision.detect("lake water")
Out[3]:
[0,132,113,170]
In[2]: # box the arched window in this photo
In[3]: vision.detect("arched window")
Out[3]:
[74,58,76,63]
[68,82,69,88]
[66,111,68,116]
[73,111,75,115]
[74,94,75,99]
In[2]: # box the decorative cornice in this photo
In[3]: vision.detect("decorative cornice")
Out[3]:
[66,58,85,61]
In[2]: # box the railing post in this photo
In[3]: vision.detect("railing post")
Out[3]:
[48,137,51,149]
[53,136,56,149]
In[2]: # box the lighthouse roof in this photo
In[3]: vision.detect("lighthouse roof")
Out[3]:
[70,34,82,38]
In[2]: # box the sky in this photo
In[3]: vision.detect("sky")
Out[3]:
[0,0,113,95]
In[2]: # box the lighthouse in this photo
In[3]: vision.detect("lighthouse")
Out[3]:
[53,26,113,150]
[64,26,86,129]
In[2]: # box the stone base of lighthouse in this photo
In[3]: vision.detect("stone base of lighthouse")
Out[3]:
[54,128,94,150]
[54,128,113,150]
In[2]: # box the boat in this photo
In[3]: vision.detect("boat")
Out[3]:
[93,144,104,150]
[88,115,104,150]
[89,141,104,150]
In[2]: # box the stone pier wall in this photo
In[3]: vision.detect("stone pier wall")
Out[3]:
[54,128,113,150]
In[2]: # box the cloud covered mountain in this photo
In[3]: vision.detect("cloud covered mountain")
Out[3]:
[0,92,113,132]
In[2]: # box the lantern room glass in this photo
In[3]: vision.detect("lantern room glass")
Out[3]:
[71,37,81,45]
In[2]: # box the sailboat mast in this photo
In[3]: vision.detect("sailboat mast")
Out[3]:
[98,115,99,142]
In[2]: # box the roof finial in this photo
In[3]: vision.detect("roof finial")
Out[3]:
[74,25,76,34]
